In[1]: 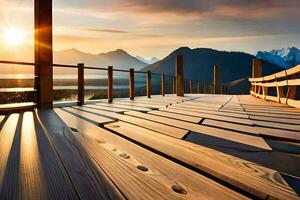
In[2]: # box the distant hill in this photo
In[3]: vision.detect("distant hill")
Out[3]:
[141,47,283,84]
[0,47,148,74]
[136,56,160,64]
[54,48,148,71]
[256,47,300,69]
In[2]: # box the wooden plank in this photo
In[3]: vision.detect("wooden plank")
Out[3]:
[84,104,129,113]
[0,103,35,114]
[95,102,152,112]
[62,107,115,125]
[170,104,249,119]
[111,101,167,110]
[202,119,261,136]
[105,121,299,200]
[71,106,189,139]
[149,110,202,123]
[125,111,271,151]
[252,120,300,132]
[18,112,78,199]
[249,115,300,125]
[160,107,253,126]
[0,114,20,199]
[55,108,247,200]
[36,109,124,200]
[0,116,4,124]
[120,98,176,104]
[255,127,300,142]
[244,111,300,120]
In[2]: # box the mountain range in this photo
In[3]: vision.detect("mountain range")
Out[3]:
[0,47,148,74]
[256,47,300,69]
[142,47,282,83]
[141,47,283,94]
[54,48,148,71]
[136,56,159,64]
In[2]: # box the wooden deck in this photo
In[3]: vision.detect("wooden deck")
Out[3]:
[0,94,299,200]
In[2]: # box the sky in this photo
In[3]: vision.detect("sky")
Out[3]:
[0,0,300,59]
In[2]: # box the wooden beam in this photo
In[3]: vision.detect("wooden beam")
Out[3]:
[161,74,165,96]
[197,81,200,94]
[77,63,84,106]
[108,66,113,103]
[147,71,151,98]
[129,68,134,100]
[214,65,220,94]
[35,0,53,109]
[176,55,184,96]
[252,59,262,94]
[172,77,176,94]
[286,74,297,101]
[189,80,193,94]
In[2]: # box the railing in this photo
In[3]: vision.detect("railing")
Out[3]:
[1,60,226,106]
[249,64,300,108]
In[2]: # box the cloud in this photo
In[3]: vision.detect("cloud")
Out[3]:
[65,0,300,20]
[85,28,129,33]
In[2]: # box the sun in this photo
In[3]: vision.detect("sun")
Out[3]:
[4,28,23,46]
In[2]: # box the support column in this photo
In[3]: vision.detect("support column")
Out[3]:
[129,68,134,100]
[108,66,113,103]
[197,81,200,94]
[77,63,84,106]
[147,71,151,98]
[214,65,220,94]
[252,59,262,94]
[35,0,53,109]
[176,55,184,96]
[189,80,193,94]
[172,77,176,94]
[161,74,165,96]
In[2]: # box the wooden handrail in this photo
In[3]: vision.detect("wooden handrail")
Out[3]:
[249,64,300,108]
[1,58,219,106]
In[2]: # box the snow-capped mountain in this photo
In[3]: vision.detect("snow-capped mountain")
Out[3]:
[136,56,159,64]
[256,47,300,69]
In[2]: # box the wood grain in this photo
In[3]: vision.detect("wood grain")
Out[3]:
[55,108,248,200]
[125,111,271,151]
[36,109,125,200]
[72,106,189,139]
[105,121,299,200]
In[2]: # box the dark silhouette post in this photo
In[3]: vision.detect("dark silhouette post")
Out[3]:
[189,80,193,94]
[214,65,220,94]
[161,74,165,96]
[197,81,200,94]
[252,59,262,95]
[108,66,113,103]
[147,71,151,98]
[129,68,134,100]
[78,63,84,106]
[35,0,53,109]
[176,55,184,96]
[172,77,176,94]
